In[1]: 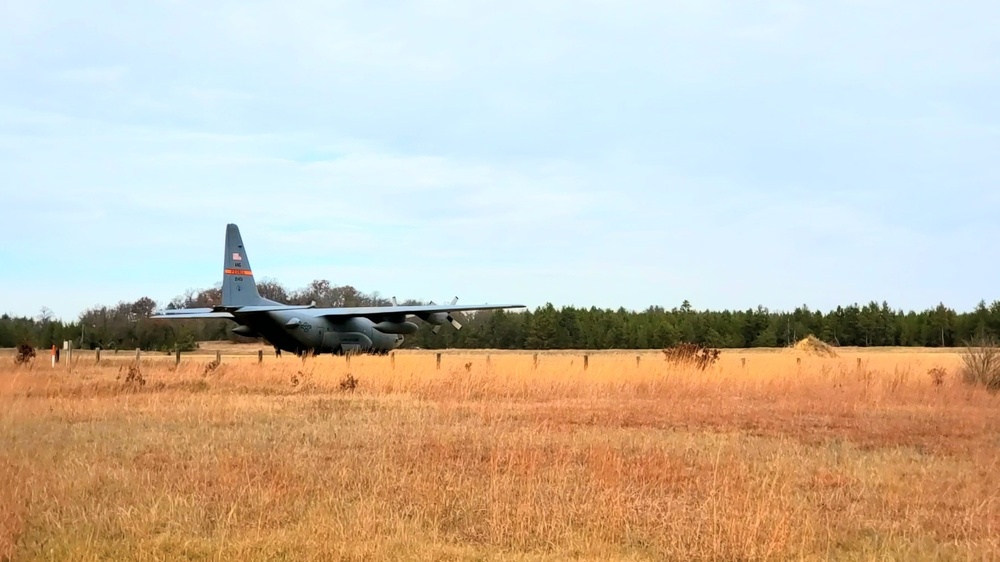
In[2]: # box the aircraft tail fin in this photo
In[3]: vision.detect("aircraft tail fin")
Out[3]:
[222,223,272,307]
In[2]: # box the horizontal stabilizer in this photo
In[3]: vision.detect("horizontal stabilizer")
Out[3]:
[150,311,235,320]
[211,303,316,314]
[151,303,316,320]
[156,307,214,315]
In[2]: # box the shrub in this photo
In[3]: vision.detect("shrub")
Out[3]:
[662,343,721,371]
[959,335,1000,391]
[339,373,358,393]
[117,363,146,386]
[202,358,221,376]
[928,367,947,387]
[14,341,36,365]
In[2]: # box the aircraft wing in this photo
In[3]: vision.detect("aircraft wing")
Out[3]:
[314,303,524,320]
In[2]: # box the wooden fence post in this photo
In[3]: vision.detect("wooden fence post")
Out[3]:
[216,350,222,364]
[95,348,101,364]
[258,349,263,365]
[436,353,442,370]
[636,355,640,367]
[533,353,538,370]
[583,354,589,370]
[135,348,141,363]
[175,348,181,367]
[346,353,351,368]
[67,341,73,373]
[390,351,396,369]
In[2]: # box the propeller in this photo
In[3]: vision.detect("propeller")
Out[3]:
[394,296,464,334]
[430,297,461,334]
[432,315,462,334]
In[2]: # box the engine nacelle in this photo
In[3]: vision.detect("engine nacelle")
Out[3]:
[231,325,260,337]
[419,310,462,333]
[373,321,419,335]
[424,312,449,325]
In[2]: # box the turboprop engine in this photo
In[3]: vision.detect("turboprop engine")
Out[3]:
[372,320,419,335]
[389,296,464,334]
[421,297,462,334]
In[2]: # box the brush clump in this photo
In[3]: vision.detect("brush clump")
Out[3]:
[794,335,838,357]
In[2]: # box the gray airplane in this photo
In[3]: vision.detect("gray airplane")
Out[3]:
[150,224,524,355]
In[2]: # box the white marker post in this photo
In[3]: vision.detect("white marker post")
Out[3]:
[51,345,56,368]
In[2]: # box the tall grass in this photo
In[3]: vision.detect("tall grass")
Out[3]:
[960,335,1000,391]
[1,349,998,560]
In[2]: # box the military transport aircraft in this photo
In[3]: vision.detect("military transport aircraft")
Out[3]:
[150,224,524,355]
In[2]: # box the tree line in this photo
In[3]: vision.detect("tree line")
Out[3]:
[0,279,995,351]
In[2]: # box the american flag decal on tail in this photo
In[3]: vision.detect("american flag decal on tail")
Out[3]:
[232,252,242,261]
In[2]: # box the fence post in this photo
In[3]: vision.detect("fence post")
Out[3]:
[67,341,73,373]
[533,353,538,370]
[346,353,351,368]
[216,350,222,364]
[175,348,181,367]
[96,349,101,364]
[135,348,141,363]
[390,351,396,369]
[636,355,640,367]
[436,353,442,370]
[583,354,589,371]
[51,345,56,368]
[258,349,263,365]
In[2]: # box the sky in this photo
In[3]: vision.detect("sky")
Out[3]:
[1,1,998,321]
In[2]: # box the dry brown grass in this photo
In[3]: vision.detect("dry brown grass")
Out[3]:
[1,348,999,561]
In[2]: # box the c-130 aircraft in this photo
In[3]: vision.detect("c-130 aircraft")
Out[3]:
[151,224,525,355]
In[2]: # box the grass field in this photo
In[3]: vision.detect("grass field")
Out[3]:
[1,346,998,561]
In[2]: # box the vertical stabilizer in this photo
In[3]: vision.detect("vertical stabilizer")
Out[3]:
[222,224,269,307]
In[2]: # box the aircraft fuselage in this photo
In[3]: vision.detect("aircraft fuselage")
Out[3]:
[234,310,404,355]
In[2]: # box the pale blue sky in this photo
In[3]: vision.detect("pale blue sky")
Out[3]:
[1,1,998,320]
